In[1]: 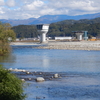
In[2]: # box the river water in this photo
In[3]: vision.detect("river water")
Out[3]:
[0,46,100,100]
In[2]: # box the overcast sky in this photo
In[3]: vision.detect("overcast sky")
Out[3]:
[0,0,100,19]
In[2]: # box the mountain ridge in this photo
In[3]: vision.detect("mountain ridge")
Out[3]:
[1,13,100,26]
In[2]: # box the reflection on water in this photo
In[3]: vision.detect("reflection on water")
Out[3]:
[1,46,100,100]
[1,46,100,73]
[0,53,16,68]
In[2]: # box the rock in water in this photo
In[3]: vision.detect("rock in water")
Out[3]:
[26,71,30,74]
[36,77,45,82]
[21,79,25,82]
[54,73,59,78]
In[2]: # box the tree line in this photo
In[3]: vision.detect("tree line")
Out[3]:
[12,25,38,39]
[48,23,100,38]
[12,17,100,39]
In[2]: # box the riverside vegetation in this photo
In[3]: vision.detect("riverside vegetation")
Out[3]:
[0,22,16,56]
[0,65,26,100]
[0,22,26,100]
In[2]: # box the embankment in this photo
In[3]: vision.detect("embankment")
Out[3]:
[36,41,100,50]
[10,41,100,50]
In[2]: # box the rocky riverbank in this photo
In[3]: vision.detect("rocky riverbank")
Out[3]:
[36,41,100,50]
[9,68,64,82]
[10,41,100,50]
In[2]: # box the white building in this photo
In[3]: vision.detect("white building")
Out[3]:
[37,24,50,43]
[55,37,72,40]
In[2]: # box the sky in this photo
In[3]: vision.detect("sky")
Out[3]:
[0,0,100,19]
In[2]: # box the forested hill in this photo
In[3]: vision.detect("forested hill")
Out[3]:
[12,25,38,38]
[12,17,100,38]
[56,17,100,25]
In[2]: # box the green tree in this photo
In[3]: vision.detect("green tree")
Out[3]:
[0,65,26,100]
[0,23,16,56]
[0,23,16,42]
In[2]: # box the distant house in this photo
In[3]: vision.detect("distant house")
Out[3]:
[55,37,72,40]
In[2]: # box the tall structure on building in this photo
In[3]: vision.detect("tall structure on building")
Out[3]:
[36,24,49,43]
[72,31,88,41]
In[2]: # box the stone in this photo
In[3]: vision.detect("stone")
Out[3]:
[36,77,45,82]
[39,72,42,75]
[21,79,25,82]
[9,68,13,71]
[22,70,26,72]
[54,73,59,78]
[51,76,54,78]
[28,78,31,81]
[26,71,30,74]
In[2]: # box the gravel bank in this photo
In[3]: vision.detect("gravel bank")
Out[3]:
[10,41,100,50]
[36,41,100,50]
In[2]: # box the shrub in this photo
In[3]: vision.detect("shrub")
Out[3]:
[0,65,26,100]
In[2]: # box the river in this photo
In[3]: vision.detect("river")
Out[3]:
[0,46,100,100]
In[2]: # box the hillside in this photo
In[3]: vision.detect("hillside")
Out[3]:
[56,17,100,25]
[12,17,100,39]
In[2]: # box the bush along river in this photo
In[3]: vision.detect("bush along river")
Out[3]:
[1,45,100,100]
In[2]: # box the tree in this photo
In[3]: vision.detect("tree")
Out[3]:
[0,23,16,42]
[0,22,16,56]
[0,65,26,100]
